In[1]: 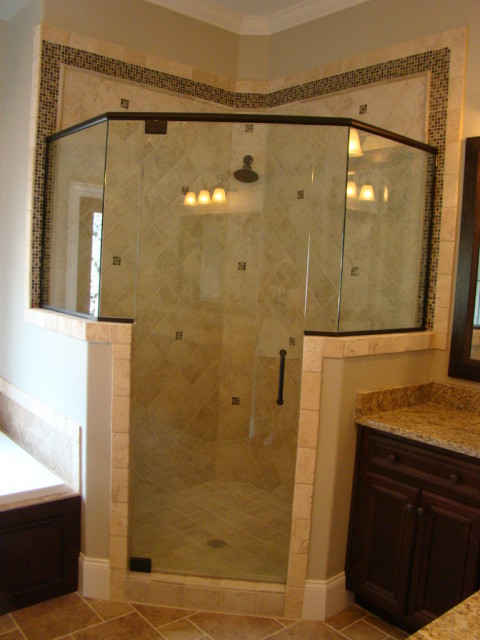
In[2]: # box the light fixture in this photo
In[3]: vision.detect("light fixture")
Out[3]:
[383,185,389,202]
[348,128,363,157]
[359,184,375,201]
[183,191,197,206]
[346,180,357,198]
[182,174,229,208]
[197,189,211,205]
[212,187,226,203]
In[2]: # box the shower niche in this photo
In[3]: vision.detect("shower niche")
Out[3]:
[41,113,436,583]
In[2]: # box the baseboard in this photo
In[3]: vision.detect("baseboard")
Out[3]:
[302,572,354,620]
[78,553,111,600]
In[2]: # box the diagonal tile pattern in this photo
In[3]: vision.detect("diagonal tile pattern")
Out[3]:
[0,594,410,640]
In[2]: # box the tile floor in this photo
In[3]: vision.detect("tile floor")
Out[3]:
[0,592,411,640]
[131,478,292,582]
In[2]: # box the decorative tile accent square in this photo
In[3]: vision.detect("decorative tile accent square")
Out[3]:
[359,104,368,114]
[289,337,296,346]
[237,262,247,270]
[297,190,304,199]
[120,98,130,109]
[182,186,189,195]
[350,266,359,276]
[245,124,254,132]
[112,256,122,266]
[175,331,183,340]
[231,397,240,405]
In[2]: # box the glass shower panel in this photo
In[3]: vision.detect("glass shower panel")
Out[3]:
[99,121,144,319]
[130,120,314,582]
[304,126,350,332]
[42,123,107,315]
[340,131,432,332]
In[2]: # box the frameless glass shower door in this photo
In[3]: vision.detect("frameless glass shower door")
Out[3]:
[129,119,323,582]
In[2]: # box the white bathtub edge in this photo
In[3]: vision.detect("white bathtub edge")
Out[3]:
[79,553,111,600]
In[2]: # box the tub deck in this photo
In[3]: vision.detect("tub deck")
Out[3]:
[0,431,67,506]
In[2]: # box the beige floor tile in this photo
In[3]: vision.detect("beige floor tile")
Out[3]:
[72,611,160,639]
[363,614,409,639]
[266,620,345,639]
[158,617,205,639]
[89,600,135,620]
[133,604,196,628]
[1,631,25,640]
[341,619,389,640]
[188,611,284,639]
[11,593,101,640]
[326,604,367,630]
[0,613,16,634]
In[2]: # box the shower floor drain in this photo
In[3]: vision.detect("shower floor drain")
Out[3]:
[207,538,227,548]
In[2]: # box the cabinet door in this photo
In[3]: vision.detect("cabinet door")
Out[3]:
[346,471,420,618]
[408,491,480,628]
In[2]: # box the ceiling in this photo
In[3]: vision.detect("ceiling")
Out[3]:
[145,0,369,34]
[0,0,369,33]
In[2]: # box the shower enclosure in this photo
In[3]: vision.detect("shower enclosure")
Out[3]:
[41,113,437,583]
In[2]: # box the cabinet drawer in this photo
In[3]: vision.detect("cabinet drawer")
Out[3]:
[364,430,480,501]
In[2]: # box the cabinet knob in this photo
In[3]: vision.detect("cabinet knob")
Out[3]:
[387,453,398,463]
[449,473,459,484]
[416,507,424,517]
[405,504,414,512]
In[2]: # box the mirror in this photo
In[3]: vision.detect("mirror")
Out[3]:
[449,137,480,381]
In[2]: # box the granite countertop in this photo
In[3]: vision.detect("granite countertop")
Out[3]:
[408,591,480,639]
[355,381,480,639]
[357,402,480,459]
[355,381,480,459]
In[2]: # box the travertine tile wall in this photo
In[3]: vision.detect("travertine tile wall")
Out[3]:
[0,376,81,492]
[20,22,466,618]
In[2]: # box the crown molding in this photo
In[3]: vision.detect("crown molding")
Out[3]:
[146,0,369,35]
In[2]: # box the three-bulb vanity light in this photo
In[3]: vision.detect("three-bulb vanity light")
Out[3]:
[183,175,229,207]
[184,186,227,206]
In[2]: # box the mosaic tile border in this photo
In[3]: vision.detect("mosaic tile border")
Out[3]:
[32,39,449,335]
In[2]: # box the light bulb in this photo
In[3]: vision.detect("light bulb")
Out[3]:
[183,191,197,206]
[359,184,375,201]
[212,187,226,203]
[346,181,357,198]
[198,189,211,204]
[348,128,363,157]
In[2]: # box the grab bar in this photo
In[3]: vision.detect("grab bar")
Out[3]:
[277,349,287,405]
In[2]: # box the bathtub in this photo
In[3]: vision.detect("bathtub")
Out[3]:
[0,430,67,505]
[0,430,81,614]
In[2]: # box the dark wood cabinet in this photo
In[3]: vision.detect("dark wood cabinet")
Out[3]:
[346,426,480,633]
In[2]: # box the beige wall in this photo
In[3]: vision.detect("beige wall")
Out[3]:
[42,0,240,80]
[268,0,479,140]
[308,351,434,580]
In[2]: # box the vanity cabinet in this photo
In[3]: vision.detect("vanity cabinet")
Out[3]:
[345,425,480,632]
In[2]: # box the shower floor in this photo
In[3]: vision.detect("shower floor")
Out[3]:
[131,478,292,583]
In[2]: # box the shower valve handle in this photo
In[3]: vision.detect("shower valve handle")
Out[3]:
[277,349,287,405]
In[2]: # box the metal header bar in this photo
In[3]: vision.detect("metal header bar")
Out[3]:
[46,112,438,154]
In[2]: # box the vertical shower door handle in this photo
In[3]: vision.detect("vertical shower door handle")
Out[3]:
[277,349,287,405]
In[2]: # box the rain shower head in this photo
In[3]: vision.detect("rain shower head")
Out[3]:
[233,155,259,183]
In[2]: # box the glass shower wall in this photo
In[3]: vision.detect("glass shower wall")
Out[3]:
[130,120,314,582]
[340,130,434,332]
[42,122,107,315]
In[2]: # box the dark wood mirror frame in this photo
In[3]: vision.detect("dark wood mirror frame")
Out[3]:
[449,137,480,381]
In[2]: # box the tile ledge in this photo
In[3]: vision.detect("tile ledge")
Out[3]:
[24,308,133,344]
[304,331,441,359]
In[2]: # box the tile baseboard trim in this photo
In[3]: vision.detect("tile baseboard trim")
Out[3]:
[302,573,354,620]
[79,553,111,600]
